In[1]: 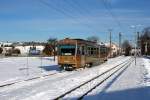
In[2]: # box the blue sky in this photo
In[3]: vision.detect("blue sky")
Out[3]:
[0,0,150,43]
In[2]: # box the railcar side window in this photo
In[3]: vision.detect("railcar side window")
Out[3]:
[91,48,94,55]
[77,48,81,55]
[82,46,85,55]
[88,47,91,55]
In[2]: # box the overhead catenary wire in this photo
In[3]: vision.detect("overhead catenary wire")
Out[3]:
[38,0,123,38]
[101,0,124,32]
[100,0,126,47]
[69,0,91,16]
[64,0,100,34]
[38,0,98,33]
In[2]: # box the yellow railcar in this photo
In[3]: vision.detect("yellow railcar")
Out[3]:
[57,38,108,70]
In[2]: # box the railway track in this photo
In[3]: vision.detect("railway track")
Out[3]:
[0,56,126,88]
[0,71,63,88]
[0,57,132,90]
[54,57,134,100]
[0,67,86,89]
[0,66,90,88]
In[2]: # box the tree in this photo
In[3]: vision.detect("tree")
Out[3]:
[122,40,132,56]
[12,49,21,54]
[87,36,100,43]
[0,47,3,54]
[43,44,53,56]
[140,27,150,55]
[47,38,57,61]
[5,49,12,56]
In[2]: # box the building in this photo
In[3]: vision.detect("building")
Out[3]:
[105,42,119,57]
[0,41,45,56]
[15,45,44,55]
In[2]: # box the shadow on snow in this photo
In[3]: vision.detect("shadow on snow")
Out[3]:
[39,65,62,72]
[66,64,150,100]
[39,57,55,61]
[83,86,150,100]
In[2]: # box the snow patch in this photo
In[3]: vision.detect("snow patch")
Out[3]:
[0,57,59,86]
[143,57,150,86]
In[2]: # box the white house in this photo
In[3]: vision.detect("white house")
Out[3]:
[0,42,2,47]
[15,45,44,55]
[105,42,119,57]
[130,48,141,56]
[0,42,13,54]
[0,41,45,55]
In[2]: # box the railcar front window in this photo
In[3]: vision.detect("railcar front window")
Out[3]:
[59,45,75,56]
[61,48,75,55]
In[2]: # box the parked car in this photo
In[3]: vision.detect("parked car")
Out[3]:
[29,49,41,55]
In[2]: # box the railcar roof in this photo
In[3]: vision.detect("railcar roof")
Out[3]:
[58,38,99,47]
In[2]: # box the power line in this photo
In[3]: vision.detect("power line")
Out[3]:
[64,0,100,34]
[70,0,91,15]
[38,0,97,32]
[39,0,76,21]
[65,0,97,31]
[101,0,124,32]
[119,32,122,55]
[103,0,123,29]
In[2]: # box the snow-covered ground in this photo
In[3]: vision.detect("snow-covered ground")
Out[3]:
[0,56,124,86]
[82,57,148,100]
[0,57,59,85]
[0,56,131,100]
[143,57,150,86]
[1,56,149,100]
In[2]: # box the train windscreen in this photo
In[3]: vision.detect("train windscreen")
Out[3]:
[59,45,76,56]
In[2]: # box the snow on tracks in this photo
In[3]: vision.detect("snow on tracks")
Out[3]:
[55,58,133,100]
[0,56,130,100]
[143,57,150,86]
[22,56,131,100]
[0,57,59,87]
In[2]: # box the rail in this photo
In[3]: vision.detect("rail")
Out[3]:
[0,72,59,88]
[54,57,134,100]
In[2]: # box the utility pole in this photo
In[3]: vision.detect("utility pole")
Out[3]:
[137,32,141,56]
[131,25,137,65]
[145,42,148,55]
[137,32,140,46]
[131,24,142,65]
[119,32,122,55]
[134,30,137,65]
[108,29,112,57]
[26,52,29,76]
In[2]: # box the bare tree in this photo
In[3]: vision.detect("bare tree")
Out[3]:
[0,47,3,54]
[140,27,150,55]
[47,38,57,61]
[122,40,132,56]
[43,44,53,56]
